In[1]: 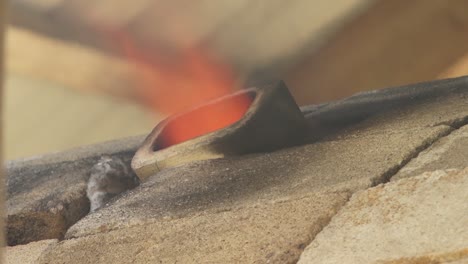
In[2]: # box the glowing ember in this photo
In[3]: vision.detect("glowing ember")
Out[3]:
[107,30,252,147]
[155,93,253,150]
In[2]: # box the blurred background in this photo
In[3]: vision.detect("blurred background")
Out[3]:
[4,0,468,159]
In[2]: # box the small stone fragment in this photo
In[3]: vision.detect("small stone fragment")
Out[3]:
[87,156,140,212]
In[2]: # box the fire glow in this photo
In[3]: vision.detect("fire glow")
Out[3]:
[110,31,252,148]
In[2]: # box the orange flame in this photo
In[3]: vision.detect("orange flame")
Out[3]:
[107,30,252,147]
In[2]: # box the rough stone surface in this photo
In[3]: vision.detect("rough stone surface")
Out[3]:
[12,78,468,262]
[6,136,143,245]
[327,92,468,141]
[40,116,453,262]
[38,191,349,264]
[5,239,57,264]
[65,125,449,239]
[298,168,468,264]
[393,124,468,181]
[302,77,468,141]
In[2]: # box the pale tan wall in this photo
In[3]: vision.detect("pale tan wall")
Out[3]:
[4,73,156,160]
[11,0,468,159]
[5,0,373,159]
[4,27,158,160]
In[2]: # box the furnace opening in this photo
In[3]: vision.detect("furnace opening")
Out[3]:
[153,91,255,151]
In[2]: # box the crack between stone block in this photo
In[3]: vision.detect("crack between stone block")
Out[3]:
[431,115,468,129]
[375,117,468,186]
[289,191,353,264]
[293,117,468,264]
[371,126,454,187]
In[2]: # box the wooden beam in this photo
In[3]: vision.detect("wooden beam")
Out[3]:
[285,0,468,105]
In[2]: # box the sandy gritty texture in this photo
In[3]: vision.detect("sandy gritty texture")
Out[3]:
[11,80,468,263]
[5,239,57,264]
[40,121,453,262]
[394,124,468,181]
[298,168,468,264]
[6,136,143,245]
